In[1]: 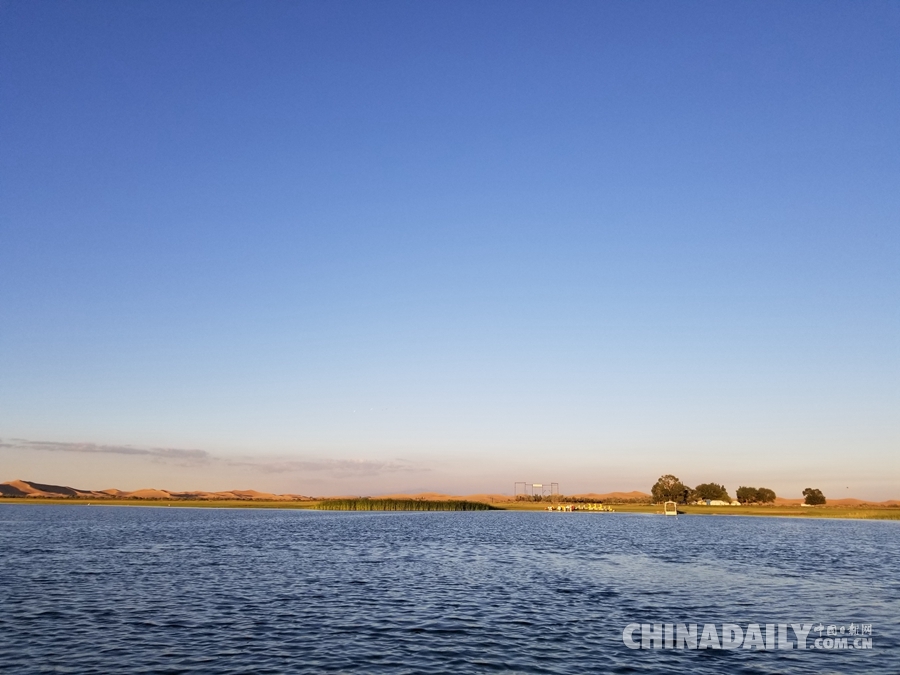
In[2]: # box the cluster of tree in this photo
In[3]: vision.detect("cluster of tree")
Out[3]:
[651,475,827,506]
[803,488,826,505]
[651,474,779,505]
[651,475,732,504]
[735,486,776,504]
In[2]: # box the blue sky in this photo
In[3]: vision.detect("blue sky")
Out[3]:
[1,1,898,498]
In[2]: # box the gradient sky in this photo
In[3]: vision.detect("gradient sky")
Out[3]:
[1,1,898,498]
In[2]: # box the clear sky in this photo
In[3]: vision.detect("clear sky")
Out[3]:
[1,1,898,499]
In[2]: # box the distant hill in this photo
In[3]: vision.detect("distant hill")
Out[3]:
[571,491,652,503]
[0,479,309,501]
[0,479,98,498]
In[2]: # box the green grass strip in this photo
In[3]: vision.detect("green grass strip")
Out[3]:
[315,498,499,511]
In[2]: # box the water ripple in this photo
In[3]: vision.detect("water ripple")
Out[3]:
[0,506,896,674]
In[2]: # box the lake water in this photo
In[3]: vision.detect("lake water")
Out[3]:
[0,505,897,674]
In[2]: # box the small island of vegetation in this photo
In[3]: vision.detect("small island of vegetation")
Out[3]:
[316,498,499,511]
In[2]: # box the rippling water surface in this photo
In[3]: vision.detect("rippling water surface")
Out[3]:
[1,505,897,674]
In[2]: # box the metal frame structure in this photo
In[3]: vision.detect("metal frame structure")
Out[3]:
[514,482,559,498]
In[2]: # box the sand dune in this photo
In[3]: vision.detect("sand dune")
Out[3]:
[0,479,46,497]
[99,488,126,497]
[229,490,283,500]
[571,491,652,501]
[462,493,516,503]
[372,492,460,501]
[0,479,309,501]
[367,492,519,503]
[0,479,100,498]
[125,488,172,499]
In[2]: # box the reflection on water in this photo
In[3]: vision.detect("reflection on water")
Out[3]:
[0,505,896,674]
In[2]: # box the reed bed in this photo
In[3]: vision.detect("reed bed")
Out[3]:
[316,498,499,511]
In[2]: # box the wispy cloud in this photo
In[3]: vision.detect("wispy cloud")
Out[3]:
[224,458,421,477]
[0,438,425,477]
[0,439,210,465]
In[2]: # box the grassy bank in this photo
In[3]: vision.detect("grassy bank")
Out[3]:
[676,504,900,520]
[316,498,498,511]
[2,498,898,519]
[494,501,900,520]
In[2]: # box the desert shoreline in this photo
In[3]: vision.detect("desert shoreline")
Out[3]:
[3,498,899,520]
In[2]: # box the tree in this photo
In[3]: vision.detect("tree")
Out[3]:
[803,488,826,505]
[736,486,777,504]
[651,474,691,503]
[694,483,730,502]
[756,487,776,503]
[736,486,758,504]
